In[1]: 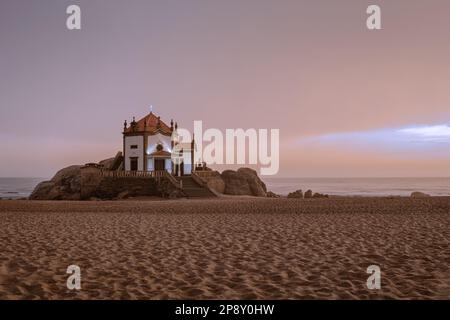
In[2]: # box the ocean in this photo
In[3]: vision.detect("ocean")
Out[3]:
[264,177,450,197]
[0,177,450,199]
[0,178,47,199]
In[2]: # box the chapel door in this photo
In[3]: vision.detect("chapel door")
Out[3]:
[155,159,165,171]
[130,157,138,171]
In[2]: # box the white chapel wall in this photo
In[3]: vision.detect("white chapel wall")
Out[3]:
[124,135,144,170]
[147,133,172,154]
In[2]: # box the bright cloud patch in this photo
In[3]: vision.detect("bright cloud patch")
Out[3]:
[301,124,450,156]
[398,125,450,140]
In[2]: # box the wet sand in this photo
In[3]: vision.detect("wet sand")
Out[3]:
[0,197,449,299]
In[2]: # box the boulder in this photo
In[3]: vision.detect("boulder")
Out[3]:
[313,192,329,198]
[266,191,281,198]
[204,171,226,194]
[304,189,313,199]
[29,181,55,199]
[30,165,82,200]
[221,168,267,197]
[80,166,104,199]
[237,168,267,197]
[99,157,115,170]
[221,170,252,195]
[411,191,431,198]
[287,189,303,198]
[99,152,123,171]
[30,152,126,200]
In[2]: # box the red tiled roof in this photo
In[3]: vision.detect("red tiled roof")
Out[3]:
[124,112,172,135]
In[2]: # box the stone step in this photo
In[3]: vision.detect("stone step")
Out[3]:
[176,176,216,198]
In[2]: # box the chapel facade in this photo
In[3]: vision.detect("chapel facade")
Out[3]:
[122,112,194,176]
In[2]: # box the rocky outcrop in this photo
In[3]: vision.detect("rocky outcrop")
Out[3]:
[304,189,313,199]
[237,168,267,196]
[266,191,281,198]
[313,192,329,198]
[286,189,328,199]
[30,162,180,200]
[80,165,104,199]
[95,177,160,199]
[411,191,431,198]
[30,165,82,200]
[221,168,267,197]
[30,161,268,200]
[202,171,226,194]
[99,157,115,170]
[99,152,123,171]
[221,170,251,195]
[287,189,303,198]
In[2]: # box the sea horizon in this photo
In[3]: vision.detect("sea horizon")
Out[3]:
[2,176,450,199]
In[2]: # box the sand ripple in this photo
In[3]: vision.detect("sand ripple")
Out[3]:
[0,197,449,299]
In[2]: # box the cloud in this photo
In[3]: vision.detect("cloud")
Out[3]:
[397,125,450,141]
[299,123,450,156]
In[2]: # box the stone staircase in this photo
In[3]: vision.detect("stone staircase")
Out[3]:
[178,176,216,198]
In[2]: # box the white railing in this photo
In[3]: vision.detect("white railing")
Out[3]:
[100,170,164,178]
[100,170,182,189]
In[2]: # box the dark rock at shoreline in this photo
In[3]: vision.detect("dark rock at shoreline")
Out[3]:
[30,158,267,200]
[304,189,313,199]
[286,189,328,199]
[29,165,82,200]
[287,189,303,198]
[204,171,226,194]
[221,168,267,197]
[237,168,267,197]
[411,191,431,198]
[266,191,281,198]
[221,170,251,195]
[313,192,329,198]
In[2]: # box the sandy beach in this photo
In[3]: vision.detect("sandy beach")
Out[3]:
[0,197,449,300]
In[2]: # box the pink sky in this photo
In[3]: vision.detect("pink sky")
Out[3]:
[1,0,450,177]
